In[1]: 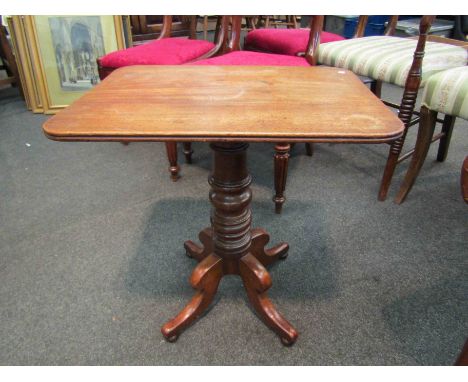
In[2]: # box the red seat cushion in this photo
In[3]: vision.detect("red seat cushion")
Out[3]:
[189,51,310,66]
[245,28,345,56]
[99,38,215,68]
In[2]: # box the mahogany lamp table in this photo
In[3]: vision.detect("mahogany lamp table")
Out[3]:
[43,65,404,345]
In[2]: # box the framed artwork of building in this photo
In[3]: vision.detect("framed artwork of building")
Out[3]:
[24,15,126,114]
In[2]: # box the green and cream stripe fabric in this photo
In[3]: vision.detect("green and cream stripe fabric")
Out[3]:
[318,36,467,87]
[422,66,468,120]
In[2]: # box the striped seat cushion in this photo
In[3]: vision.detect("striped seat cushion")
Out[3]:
[318,36,467,87]
[422,66,468,120]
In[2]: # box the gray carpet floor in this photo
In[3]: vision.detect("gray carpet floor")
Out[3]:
[0,82,467,365]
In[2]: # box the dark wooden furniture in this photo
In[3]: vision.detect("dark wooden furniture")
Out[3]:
[0,20,22,94]
[130,15,196,45]
[394,65,468,204]
[182,16,325,213]
[97,16,204,80]
[317,16,468,201]
[97,16,234,183]
[43,65,404,345]
[395,106,466,204]
[462,156,468,204]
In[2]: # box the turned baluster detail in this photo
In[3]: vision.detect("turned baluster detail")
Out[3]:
[378,15,435,201]
[273,143,290,214]
[162,142,297,345]
[209,143,252,271]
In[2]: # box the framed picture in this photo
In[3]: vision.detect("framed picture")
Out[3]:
[7,16,44,112]
[25,15,126,114]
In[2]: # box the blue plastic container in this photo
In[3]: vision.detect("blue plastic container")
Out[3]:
[343,16,389,38]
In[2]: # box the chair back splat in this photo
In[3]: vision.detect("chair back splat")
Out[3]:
[97,16,234,78]
[384,15,399,36]
[304,16,324,65]
[212,16,242,56]
[353,16,369,38]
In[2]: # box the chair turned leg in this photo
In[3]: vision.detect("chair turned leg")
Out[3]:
[437,115,456,162]
[305,143,313,157]
[239,253,298,346]
[165,142,180,181]
[395,107,437,204]
[370,80,383,99]
[161,254,223,342]
[378,135,406,201]
[183,142,194,164]
[273,143,290,214]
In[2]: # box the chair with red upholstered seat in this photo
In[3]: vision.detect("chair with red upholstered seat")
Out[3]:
[97,16,217,79]
[97,16,233,181]
[182,16,325,213]
[244,16,370,57]
[245,28,346,56]
[191,50,311,66]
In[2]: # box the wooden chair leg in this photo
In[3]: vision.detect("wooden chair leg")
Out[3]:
[461,156,468,204]
[273,143,290,214]
[437,115,456,162]
[305,143,313,156]
[183,142,194,164]
[395,107,437,204]
[378,129,409,201]
[165,142,180,181]
[455,338,468,365]
[370,80,383,99]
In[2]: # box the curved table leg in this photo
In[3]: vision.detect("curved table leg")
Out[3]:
[161,254,223,342]
[239,253,298,345]
[250,228,289,267]
[184,227,213,262]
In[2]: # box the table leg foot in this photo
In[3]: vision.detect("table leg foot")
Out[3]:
[184,227,213,262]
[165,142,180,181]
[239,253,298,345]
[250,228,289,267]
[161,254,223,342]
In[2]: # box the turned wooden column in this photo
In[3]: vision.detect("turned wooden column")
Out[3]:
[161,142,297,345]
[209,143,253,270]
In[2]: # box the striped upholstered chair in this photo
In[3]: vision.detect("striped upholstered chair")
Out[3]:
[395,66,468,203]
[317,16,468,200]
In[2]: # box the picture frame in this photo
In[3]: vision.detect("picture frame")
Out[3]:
[7,16,43,112]
[24,15,126,114]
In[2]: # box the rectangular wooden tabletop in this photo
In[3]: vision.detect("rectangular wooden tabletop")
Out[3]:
[43,65,404,143]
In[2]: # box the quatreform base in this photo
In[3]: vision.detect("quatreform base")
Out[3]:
[161,142,298,345]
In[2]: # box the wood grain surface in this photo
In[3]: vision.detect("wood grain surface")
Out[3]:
[43,65,404,143]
